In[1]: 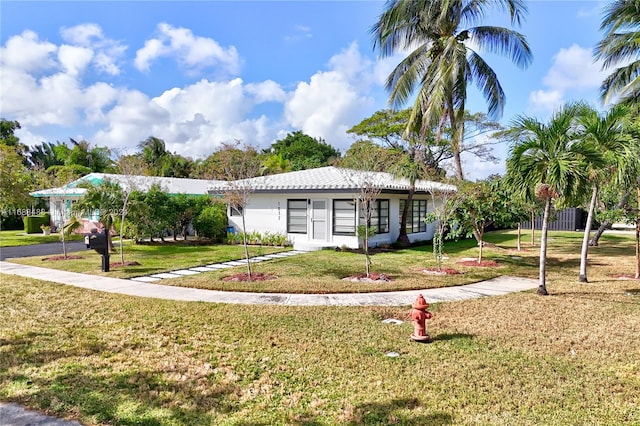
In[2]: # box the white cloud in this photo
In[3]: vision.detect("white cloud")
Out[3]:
[542,44,605,92]
[285,42,376,151]
[60,23,127,75]
[58,45,94,76]
[528,89,564,114]
[528,44,605,114]
[134,23,240,76]
[284,25,313,43]
[0,30,57,73]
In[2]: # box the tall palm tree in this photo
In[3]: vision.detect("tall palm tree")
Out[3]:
[595,0,640,105]
[372,0,532,180]
[576,104,630,283]
[506,103,604,295]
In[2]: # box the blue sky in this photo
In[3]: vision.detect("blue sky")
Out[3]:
[1,1,608,180]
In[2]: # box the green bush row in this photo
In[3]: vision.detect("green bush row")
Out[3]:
[226,230,291,247]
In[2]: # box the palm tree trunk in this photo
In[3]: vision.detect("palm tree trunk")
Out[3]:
[397,186,414,247]
[517,223,522,251]
[538,198,551,295]
[589,190,631,246]
[530,210,536,246]
[579,185,598,282]
[635,219,640,280]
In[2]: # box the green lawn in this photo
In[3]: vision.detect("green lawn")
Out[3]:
[1,231,639,424]
[9,241,289,279]
[0,230,83,247]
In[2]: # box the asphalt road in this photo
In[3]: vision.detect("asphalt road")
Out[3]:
[0,241,88,260]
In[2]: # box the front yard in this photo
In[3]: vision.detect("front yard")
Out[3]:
[1,231,639,424]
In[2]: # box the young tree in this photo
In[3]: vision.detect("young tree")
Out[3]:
[217,142,263,278]
[576,104,629,282]
[424,186,462,272]
[506,103,603,295]
[73,180,124,253]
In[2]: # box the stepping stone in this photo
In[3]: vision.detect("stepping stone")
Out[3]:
[206,264,233,269]
[251,256,272,261]
[249,258,264,263]
[190,266,217,272]
[130,276,161,282]
[149,272,183,279]
[222,261,246,266]
[171,269,200,276]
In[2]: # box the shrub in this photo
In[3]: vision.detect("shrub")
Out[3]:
[225,230,291,247]
[192,204,227,242]
[24,213,51,234]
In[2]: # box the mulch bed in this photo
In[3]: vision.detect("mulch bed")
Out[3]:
[222,272,278,282]
[42,255,83,261]
[610,274,640,280]
[458,260,501,267]
[342,273,393,283]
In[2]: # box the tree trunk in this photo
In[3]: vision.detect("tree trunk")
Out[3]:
[635,219,640,280]
[396,186,414,247]
[530,210,536,246]
[241,212,252,278]
[517,223,522,251]
[477,227,484,264]
[579,185,598,283]
[538,198,551,295]
[589,190,631,246]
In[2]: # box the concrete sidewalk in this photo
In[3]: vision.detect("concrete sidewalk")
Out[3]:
[0,402,82,426]
[0,260,538,306]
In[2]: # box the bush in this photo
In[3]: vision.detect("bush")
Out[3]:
[24,213,50,233]
[192,204,227,242]
[225,230,291,247]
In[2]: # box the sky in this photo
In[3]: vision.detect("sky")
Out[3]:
[0,1,609,181]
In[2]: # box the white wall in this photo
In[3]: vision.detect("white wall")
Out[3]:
[231,192,442,249]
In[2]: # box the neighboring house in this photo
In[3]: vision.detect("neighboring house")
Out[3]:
[208,166,456,251]
[30,173,224,230]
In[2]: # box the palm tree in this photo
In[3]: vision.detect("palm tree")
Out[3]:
[372,0,532,180]
[595,0,640,105]
[506,103,604,295]
[576,104,630,282]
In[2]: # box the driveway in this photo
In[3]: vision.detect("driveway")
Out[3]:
[0,241,88,260]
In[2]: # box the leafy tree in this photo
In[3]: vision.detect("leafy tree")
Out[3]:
[452,176,527,263]
[126,185,174,242]
[138,136,171,176]
[265,131,340,170]
[372,0,532,180]
[0,119,28,160]
[27,141,64,170]
[424,186,463,272]
[0,145,32,213]
[170,194,212,240]
[193,144,261,180]
[506,103,604,295]
[339,140,403,172]
[260,152,293,176]
[595,0,640,104]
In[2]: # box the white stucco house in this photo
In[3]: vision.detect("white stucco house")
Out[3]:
[208,166,456,251]
[30,173,224,230]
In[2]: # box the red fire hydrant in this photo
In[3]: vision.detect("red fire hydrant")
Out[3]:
[409,294,433,342]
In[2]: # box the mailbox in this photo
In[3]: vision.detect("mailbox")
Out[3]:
[88,231,109,255]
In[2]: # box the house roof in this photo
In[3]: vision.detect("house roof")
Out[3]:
[207,166,456,194]
[30,173,225,198]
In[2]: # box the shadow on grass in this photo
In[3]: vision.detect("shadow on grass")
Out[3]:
[553,291,640,306]
[347,398,453,425]
[431,333,475,342]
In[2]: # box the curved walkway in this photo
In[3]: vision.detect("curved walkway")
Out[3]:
[0,260,538,306]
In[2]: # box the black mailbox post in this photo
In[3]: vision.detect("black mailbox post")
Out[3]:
[87,229,110,272]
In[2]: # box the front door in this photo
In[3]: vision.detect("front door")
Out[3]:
[311,199,327,240]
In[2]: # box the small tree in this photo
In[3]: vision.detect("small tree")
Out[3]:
[424,186,461,272]
[218,142,262,278]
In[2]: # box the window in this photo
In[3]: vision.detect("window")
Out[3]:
[399,199,427,233]
[230,206,243,216]
[287,199,307,234]
[360,199,389,234]
[333,199,356,235]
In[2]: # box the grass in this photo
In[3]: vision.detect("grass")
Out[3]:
[9,241,289,279]
[0,230,83,247]
[1,231,639,424]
